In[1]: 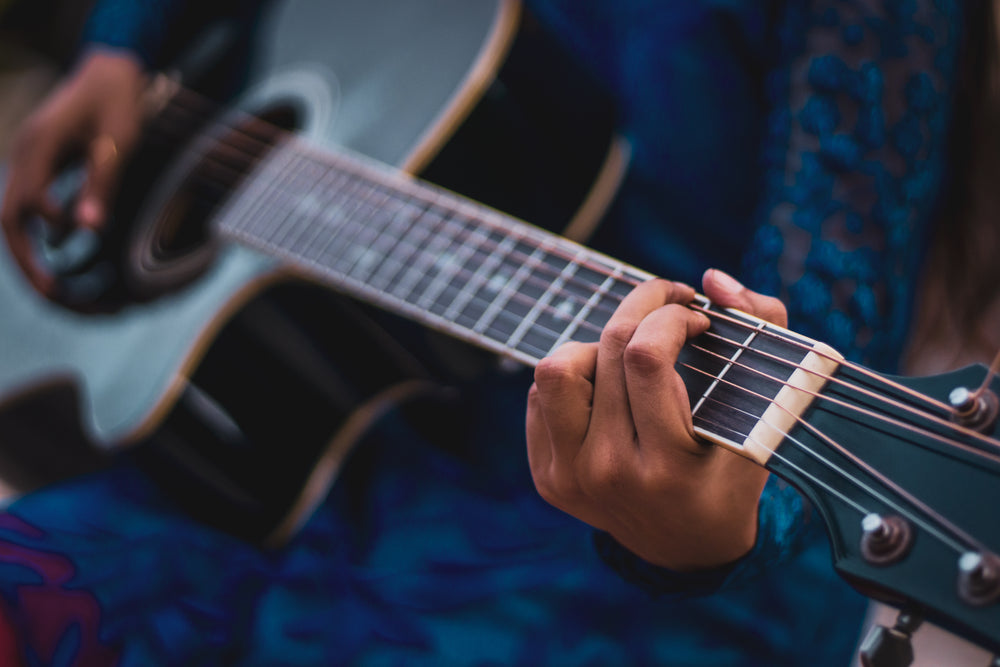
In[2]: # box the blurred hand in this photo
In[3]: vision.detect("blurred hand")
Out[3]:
[526,269,788,571]
[1,50,147,296]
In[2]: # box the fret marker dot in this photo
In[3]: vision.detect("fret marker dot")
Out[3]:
[487,272,511,293]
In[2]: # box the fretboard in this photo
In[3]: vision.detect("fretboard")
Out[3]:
[213,136,840,462]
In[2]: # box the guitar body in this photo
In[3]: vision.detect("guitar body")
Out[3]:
[0,0,620,544]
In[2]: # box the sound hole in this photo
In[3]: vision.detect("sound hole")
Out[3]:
[128,103,301,296]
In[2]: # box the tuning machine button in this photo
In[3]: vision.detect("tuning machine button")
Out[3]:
[957,551,1000,606]
[858,608,922,667]
[948,386,999,432]
[861,514,913,565]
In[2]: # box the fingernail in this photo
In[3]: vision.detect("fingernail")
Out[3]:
[710,269,744,295]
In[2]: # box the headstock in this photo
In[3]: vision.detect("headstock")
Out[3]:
[769,362,1000,657]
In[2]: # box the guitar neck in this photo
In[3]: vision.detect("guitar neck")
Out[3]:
[214,136,841,460]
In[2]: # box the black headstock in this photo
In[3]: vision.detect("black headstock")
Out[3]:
[769,362,1000,655]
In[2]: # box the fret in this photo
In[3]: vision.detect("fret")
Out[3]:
[683,311,815,457]
[551,269,618,349]
[691,320,766,417]
[310,184,394,271]
[281,162,350,258]
[378,206,453,301]
[526,255,621,349]
[412,214,489,317]
[224,144,313,240]
[339,193,414,281]
[506,247,581,360]
[394,213,477,308]
[254,155,329,250]
[577,275,637,342]
[472,238,568,339]
[300,175,385,268]
[363,198,435,293]
[475,239,547,347]
[462,232,528,335]
[443,226,518,329]
[214,139,297,236]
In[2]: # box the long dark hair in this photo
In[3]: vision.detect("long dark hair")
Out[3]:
[905,0,1000,374]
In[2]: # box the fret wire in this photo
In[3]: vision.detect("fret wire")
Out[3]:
[216,139,298,236]
[691,321,767,417]
[462,239,544,339]
[258,154,329,249]
[377,205,452,299]
[310,183,394,270]
[339,191,421,282]
[505,247,582,358]
[335,190,409,279]
[552,270,620,348]
[357,195,431,291]
[389,209,466,304]
[411,206,488,312]
[283,161,355,258]
[440,223,515,324]
[229,143,311,239]
[463,234,522,334]
[299,174,384,266]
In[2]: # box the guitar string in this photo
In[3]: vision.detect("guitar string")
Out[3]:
[684,344,999,553]
[695,331,1000,460]
[684,364,983,555]
[139,120,636,352]
[972,348,1000,402]
[252,145,981,456]
[693,345,1000,488]
[140,110,641,331]
[142,93,659,322]
[690,408,873,517]
[140,87,985,448]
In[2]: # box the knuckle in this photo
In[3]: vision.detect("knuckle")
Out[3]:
[533,469,578,507]
[599,321,635,354]
[623,338,668,377]
[533,355,577,392]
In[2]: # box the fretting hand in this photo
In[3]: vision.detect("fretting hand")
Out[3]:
[526,269,788,571]
[1,50,147,296]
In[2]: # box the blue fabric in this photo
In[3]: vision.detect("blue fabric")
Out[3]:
[1,0,968,665]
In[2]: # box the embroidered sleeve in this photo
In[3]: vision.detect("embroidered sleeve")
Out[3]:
[742,0,961,373]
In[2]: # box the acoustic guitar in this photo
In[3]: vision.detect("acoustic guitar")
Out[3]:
[0,0,997,658]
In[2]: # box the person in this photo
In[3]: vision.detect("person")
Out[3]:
[0,0,969,665]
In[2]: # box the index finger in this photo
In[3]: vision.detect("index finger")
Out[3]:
[589,280,695,443]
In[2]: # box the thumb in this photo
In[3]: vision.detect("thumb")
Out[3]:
[702,268,788,328]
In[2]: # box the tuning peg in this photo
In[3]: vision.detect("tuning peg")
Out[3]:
[858,609,923,667]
